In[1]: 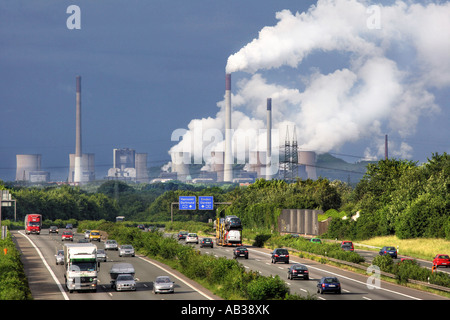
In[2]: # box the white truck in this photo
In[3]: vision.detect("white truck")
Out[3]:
[64,243,99,293]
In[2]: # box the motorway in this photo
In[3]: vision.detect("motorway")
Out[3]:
[193,239,448,301]
[11,229,220,301]
[11,229,448,301]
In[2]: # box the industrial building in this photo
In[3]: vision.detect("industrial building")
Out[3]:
[106,148,149,183]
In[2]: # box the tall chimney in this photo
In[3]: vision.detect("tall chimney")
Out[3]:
[266,98,272,180]
[74,75,83,184]
[385,134,388,160]
[224,73,233,182]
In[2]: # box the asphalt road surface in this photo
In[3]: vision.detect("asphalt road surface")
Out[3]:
[11,229,220,301]
[11,229,448,302]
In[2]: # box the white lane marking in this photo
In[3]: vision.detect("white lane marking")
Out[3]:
[18,231,69,300]
[137,256,214,300]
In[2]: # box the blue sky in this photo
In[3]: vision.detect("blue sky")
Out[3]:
[1,0,449,181]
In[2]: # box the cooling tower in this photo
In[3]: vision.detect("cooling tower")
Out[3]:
[73,75,83,184]
[16,154,41,181]
[135,153,149,182]
[298,151,317,180]
[249,151,265,178]
[211,151,224,182]
[171,151,190,182]
[224,73,233,182]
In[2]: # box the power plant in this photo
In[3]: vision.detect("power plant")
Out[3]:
[12,73,321,185]
[168,73,318,183]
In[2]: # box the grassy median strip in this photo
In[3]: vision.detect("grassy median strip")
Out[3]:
[103,223,313,300]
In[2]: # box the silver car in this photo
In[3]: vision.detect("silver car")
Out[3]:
[119,245,135,257]
[153,276,174,294]
[55,249,64,265]
[97,249,106,262]
[185,233,199,244]
[104,239,118,251]
[115,274,136,291]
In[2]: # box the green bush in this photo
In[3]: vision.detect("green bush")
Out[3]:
[253,233,272,247]
[372,254,394,273]
[0,232,32,300]
[246,275,289,300]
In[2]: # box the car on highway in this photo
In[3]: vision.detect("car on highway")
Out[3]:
[200,237,214,248]
[65,223,73,229]
[185,233,199,244]
[153,276,175,294]
[433,254,450,268]
[340,240,354,251]
[310,238,322,244]
[84,230,91,239]
[61,230,73,241]
[177,231,188,240]
[97,249,107,262]
[379,246,397,259]
[55,249,64,265]
[317,277,341,294]
[89,230,101,242]
[49,226,59,234]
[271,248,289,264]
[115,274,136,291]
[105,239,118,250]
[287,264,309,280]
[119,245,135,257]
[233,247,248,259]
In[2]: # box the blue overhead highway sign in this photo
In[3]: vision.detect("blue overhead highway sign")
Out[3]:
[179,196,196,210]
[198,196,214,210]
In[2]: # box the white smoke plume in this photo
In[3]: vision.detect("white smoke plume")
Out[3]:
[169,0,449,169]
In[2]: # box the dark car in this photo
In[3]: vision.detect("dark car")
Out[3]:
[379,246,397,259]
[49,226,59,234]
[177,231,188,240]
[227,217,242,229]
[233,247,248,259]
[200,238,214,248]
[271,248,289,264]
[317,277,341,294]
[287,264,309,280]
[65,223,73,229]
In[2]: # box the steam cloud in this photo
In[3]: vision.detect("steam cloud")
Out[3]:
[169,0,449,169]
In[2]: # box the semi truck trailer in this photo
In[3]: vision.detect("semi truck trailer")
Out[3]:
[216,215,242,246]
[24,214,42,235]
